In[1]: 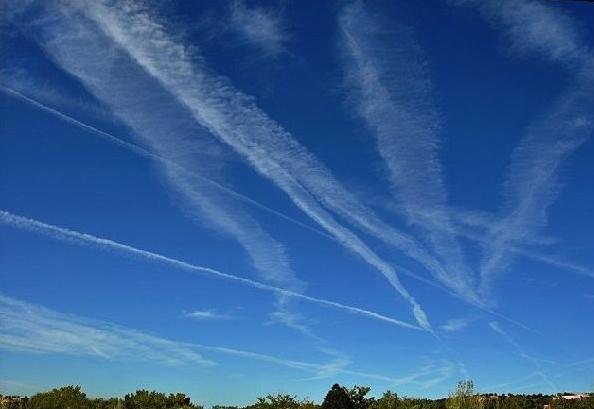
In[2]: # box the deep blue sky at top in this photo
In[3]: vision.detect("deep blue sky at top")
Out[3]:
[1,0,593,405]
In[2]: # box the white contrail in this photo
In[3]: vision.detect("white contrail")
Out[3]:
[0,293,215,367]
[479,80,594,295]
[8,77,593,287]
[450,0,589,67]
[450,0,594,296]
[20,0,438,329]
[401,205,594,280]
[338,1,476,304]
[0,210,421,330]
[489,321,557,391]
[2,86,502,303]
[229,0,287,57]
[1,293,457,385]
[0,85,335,242]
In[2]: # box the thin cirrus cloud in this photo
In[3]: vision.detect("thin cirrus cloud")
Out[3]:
[0,293,457,384]
[30,0,446,329]
[0,294,215,367]
[0,210,422,331]
[439,317,477,333]
[450,0,589,66]
[16,2,304,294]
[184,310,231,321]
[10,1,312,340]
[451,0,594,297]
[1,85,488,305]
[0,293,343,378]
[488,321,557,392]
[338,1,477,305]
[229,0,287,57]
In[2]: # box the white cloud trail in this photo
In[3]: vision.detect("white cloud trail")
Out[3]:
[338,1,476,304]
[489,321,557,391]
[450,0,594,296]
[8,79,593,287]
[1,293,451,384]
[26,0,444,329]
[403,205,594,280]
[439,317,477,333]
[0,86,509,307]
[0,85,335,242]
[0,294,215,367]
[0,294,357,380]
[229,0,287,57]
[450,0,589,67]
[0,210,421,331]
[480,58,594,295]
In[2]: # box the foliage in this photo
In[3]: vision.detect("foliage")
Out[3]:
[28,386,88,409]
[446,380,483,409]
[3,381,594,409]
[123,390,199,409]
[246,393,316,409]
[369,391,399,409]
[349,386,373,409]
[322,384,355,409]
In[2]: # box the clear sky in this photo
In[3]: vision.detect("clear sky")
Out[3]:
[1,0,593,405]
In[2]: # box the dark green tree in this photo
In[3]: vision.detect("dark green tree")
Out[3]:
[322,385,355,409]
[349,386,373,409]
[29,385,88,409]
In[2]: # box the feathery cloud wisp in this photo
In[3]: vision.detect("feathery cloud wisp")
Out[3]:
[229,0,287,57]
[439,317,477,333]
[0,210,421,331]
[14,0,443,329]
[450,0,594,297]
[184,310,231,321]
[0,293,440,384]
[450,0,589,66]
[0,294,215,367]
[489,321,556,391]
[67,0,446,329]
[338,1,476,305]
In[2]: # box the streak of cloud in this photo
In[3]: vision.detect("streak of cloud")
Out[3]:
[229,0,287,57]
[0,210,421,331]
[0,294,215,367]
[184,310,231,321]
[39,0,440,329]
[439,317,477,333]
[0,293,438,384]
[489,321,557,392]
[450,0,590,67]
[338,1,476,304]
[450,0,594,297]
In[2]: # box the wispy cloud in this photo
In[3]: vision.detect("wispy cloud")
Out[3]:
[450,0,590,66]
[439,316,477,333]
[0,86,335,243]
[450,0,594,297]
[489,321,556,391]
[341,358,459,389]
[0,210,421,331]
[30,0,441,329]
[479,65,594,296]
[229,0,287,57]
[14,5,304,295]
[338,1,477,305]
[0,294,215,367]
[0,293,437,384]
[184,310,231,321]
[0,294,347,378]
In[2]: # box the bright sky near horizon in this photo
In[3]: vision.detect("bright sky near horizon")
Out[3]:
[1,0,593,405]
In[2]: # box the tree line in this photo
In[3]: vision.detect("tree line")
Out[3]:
[1,381,593,409]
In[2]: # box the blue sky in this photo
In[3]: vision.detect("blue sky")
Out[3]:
[1,0,593,405]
